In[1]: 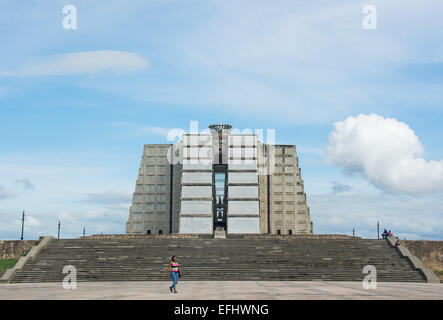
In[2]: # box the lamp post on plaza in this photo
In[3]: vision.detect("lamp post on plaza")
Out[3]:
[20,211,25,240]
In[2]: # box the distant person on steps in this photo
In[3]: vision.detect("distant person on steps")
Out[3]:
[163,255,182,294]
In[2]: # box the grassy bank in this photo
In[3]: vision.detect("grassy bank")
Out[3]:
[433,269,443,281]
[0,258,17,276]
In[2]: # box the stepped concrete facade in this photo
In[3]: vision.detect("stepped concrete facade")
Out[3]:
[126,124,313,236]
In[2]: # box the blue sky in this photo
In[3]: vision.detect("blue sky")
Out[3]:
[0,0,442,240]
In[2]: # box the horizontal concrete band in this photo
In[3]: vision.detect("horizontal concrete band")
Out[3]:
[182,144,214,147]
[228,186,259,198]
[180,198,213,201]
[179,214,212,217]
[228,136,258,146]
[182,159,213,163]
[181,186,212,198]
[227,217,260,234]
[228,200,259,215]
[228,149,257,157]
[137,176,171,184]
[228,172,258,184]
[227,214,260,218]
[181,183,213,186]
[130,203,169,211]
[179,216,212,234]
[180,200,212,214]
[228,158,258,160]
[182,172,212,183]
[183,144,212,149]
[228,183,259,186]
[227,163,258,170]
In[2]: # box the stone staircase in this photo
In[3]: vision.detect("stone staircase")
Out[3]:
[9,237,426,283]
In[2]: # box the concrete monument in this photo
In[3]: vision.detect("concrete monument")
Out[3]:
[126,124,313,235]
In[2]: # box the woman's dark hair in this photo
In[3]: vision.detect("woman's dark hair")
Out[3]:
[171,256,176,261]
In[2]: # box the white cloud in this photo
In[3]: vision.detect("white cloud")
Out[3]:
[58,212,77,223]
[26,216,41,227]
[326,113,443,194]
[0,50,149,77]
[0,184,15,200]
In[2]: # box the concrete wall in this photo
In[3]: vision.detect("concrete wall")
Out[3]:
[180,201,212,214]
[228,186,259,198]
[179,135,213,234]
[228,217,260,234]
[182,172,212,184]
[228,172,258,184]
[126,144,174,235]
[259,144,313,235]
[227,134,260,234]
[228,162,258,170]
[228,201,259,215]
[182,162,212,170]
[228,147,257,159]
[0,240,39,259]
[181,186,212,198]
[179,217,212,234]
[228,135,258,146]
[402,240,443,280]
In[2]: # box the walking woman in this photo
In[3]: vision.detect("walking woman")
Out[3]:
[163,256,182,293]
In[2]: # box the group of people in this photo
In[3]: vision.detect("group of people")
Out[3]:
[381,229,401,246]
[381,229,393,239]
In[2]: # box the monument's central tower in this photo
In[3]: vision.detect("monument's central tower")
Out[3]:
[178,123,261,234]
[209,124,231,232]
[125,123,314,236]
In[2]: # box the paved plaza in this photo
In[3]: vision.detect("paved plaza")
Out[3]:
[0,281,442,300]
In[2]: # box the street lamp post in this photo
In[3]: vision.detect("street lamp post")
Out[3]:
[58,221,60,239]
[20,211,25,240]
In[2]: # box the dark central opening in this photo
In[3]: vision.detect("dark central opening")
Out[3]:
[213,164,227,231]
